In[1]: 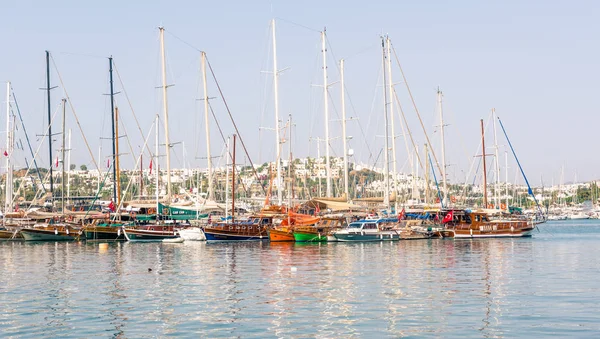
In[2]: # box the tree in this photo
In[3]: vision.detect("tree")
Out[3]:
[80,164,87,171]
[70,164,76,171]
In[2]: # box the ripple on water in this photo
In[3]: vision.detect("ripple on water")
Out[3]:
[2,222,600,337]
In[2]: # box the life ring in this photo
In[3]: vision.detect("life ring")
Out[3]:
[162,208,169,215]
[451,196,457,203]
[148,208,156,215]
[487,204,494,209]
[500,203,507,210]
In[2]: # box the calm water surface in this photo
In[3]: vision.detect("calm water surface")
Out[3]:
[1,220,600,338]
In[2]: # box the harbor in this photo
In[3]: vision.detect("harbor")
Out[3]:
[1,220,599,337]
[3,1,600,337]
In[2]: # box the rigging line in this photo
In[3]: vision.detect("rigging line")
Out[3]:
[275,17,320,33]
[12,103,62,207]
[391,43,443,177]
[164,29,202,53]
[56,51,106,59]
[208,102,250,195]
[112,60,154,158]
[50,55,100,171]
[392,85,422,172]
[205,57,265,195]
[11,90,46,193]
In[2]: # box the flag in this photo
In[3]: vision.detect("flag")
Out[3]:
[442,210,454,223]
[434,213,439,222]
[397,208,405,221]
[55,157,59,168]
[3,150,7,157]
[107,158,110,168]
[108,200,115,212]
[149,159,153,174]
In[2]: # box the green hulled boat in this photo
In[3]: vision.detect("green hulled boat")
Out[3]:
[293,217,346,242]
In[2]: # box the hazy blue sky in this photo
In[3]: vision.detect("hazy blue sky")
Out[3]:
[1,0,599,186]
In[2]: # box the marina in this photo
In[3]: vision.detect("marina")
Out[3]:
[1,221,599,338]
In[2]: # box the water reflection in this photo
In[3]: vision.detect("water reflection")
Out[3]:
[2,224,600,337]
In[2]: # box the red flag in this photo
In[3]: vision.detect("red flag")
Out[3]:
[149,159,153,174]
[55,157,59,168]
[108,200,115,212]
[434,214,439,222]
[442,210,454,223]
[3,150,7,157]
[107,158,110,168]
[397,208,405,221]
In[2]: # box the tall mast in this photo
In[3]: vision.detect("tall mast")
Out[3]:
[159,26,172,202]
[481,119,488,207]
[61,98,66,211]
[46,51,54,196]
[154,114,159,216]
[287,114,293,207]
[438,87,448,205]
[5,82,13,212]
[231,134,237,222]
[225,137,230,217]
[115,107,121,206]
[505,150,509,209]
[386,36,397,212]
[340,58,349,201]
[201,51,214,201]
[272,19,283,205]
[424,143,430,204]
[382,37,390,209]
[492,108,500,209]
[66,129,71,205]
[109,57,117,204]
[321,29,332,197]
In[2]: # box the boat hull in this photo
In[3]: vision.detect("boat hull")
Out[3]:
[451,228,535,238]
[268,228,295,242]
[21,228,78,241]
[123,228,180,242]
[84,226,126,241]
[204,226,268,242]
[0,229,23,240]
[178,227,206,241]
[293,230,327,242]
[334,231,400,242]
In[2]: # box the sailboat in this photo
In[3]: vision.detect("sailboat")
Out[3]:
[442,119,535,238]
[204,135,270,241]
[21,53,81,241]
[122,27,182,242]
[84,57,127,241]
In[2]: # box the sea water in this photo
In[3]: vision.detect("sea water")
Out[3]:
[1,220,599,338]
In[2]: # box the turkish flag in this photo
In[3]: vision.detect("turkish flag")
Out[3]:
[3,150,7,157]
[397,208,405,221]
[149,159,153,174]
[108,200,115,212]
[442,210,454,224]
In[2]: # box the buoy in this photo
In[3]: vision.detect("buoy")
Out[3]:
[99,243,109,253]
[290,267,297,272]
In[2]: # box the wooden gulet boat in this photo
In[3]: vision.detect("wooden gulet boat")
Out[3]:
[20,223,80,241]
[442,210,535,238]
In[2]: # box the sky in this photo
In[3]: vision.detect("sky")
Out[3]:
[1,0,599,187]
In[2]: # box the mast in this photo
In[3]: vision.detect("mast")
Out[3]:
[225,137,230,218]
[505,150,509,209]
[321,29,332,197]
[109,57,117,205]
[424,143,430,204]
[46,51,54,196]
[201,51,214,201]
[67,129,71,205]
[115,107,121,206]
[382,37,390,209]
[159,26,172,202]
[5,82,13,212]
[154,114,159,218]
[288,114,293,207]
[61,98,66,211]
[231,134,236,222]
[386,36,397,212]
[272,19,283,205]
[340,58,349,201]
[438,87,448,206]
[492,108,500,209]
[481,119,488,207]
